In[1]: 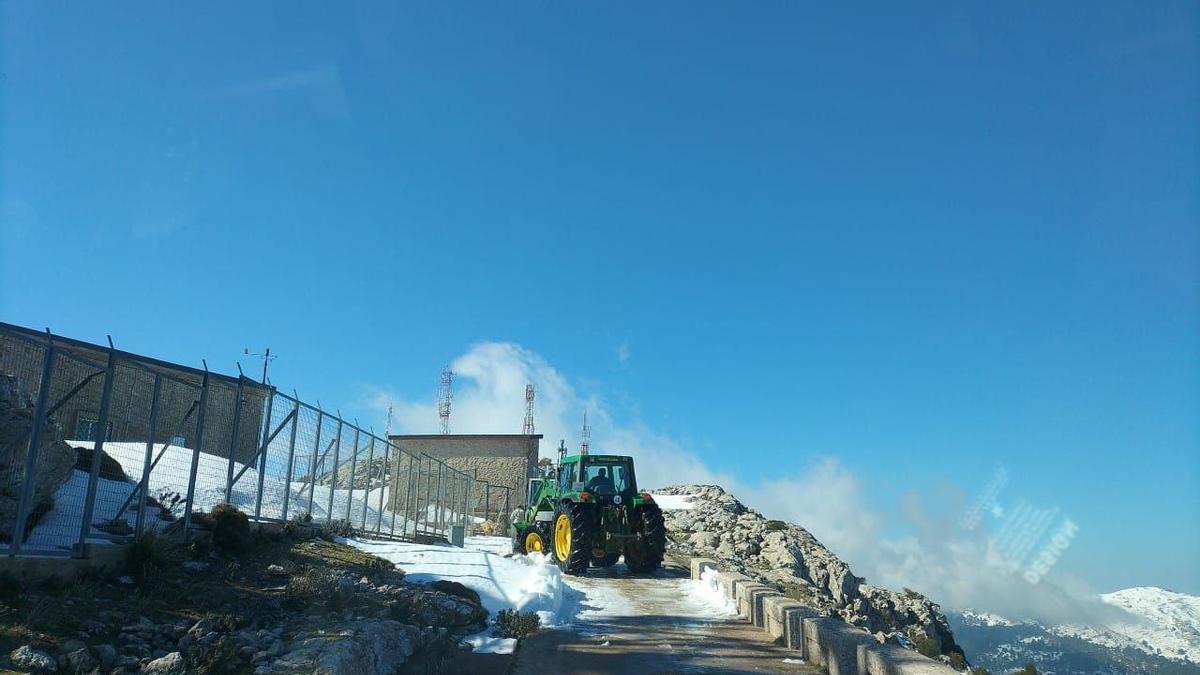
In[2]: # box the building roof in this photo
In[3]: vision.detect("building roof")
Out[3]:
[388,434,543,440]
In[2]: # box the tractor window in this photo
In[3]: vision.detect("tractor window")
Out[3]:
[558,463,576,492]
[582,462,632,495]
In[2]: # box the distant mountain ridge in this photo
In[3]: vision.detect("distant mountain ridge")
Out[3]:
[948,586,1200,674]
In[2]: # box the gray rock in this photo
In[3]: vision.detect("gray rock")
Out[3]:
[274,619,418,675]
[0,375,77,542]
[142,651,184,675]
[10,645,58,672]
[95,644,118,670]
[64,647,96,673]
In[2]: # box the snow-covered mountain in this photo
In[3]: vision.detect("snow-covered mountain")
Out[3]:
[948,587,1200,674]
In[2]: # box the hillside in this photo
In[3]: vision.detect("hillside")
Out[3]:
[653,484,966,667]
[949,588,1200,674]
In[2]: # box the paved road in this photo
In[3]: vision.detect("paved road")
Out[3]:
[509,562,817,674]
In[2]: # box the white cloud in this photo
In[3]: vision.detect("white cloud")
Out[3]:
[364,340,1117,626]
[616,341,632,367]
[215,64,351,120]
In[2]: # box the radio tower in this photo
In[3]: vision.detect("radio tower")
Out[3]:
[580,410,590,455]
[522,384,535,435]
[437,367,453,434]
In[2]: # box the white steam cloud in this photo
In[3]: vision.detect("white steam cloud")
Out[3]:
[365,341,1125,626]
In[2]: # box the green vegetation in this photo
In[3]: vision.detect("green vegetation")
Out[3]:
[492,609,540,639]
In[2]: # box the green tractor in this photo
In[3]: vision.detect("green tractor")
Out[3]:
[511,446,666,575]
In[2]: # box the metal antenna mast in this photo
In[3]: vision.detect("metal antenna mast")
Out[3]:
[522,384,535,435]
[580,410,590,455]
[437,367,453,434]
[385,405,393,437]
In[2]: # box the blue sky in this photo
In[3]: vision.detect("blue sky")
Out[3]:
[1,2,1196,603]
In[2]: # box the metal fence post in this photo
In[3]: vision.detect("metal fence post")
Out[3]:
[326,417,342,524]
[77,342,118,553]
[462,475,470,531]
[306,411,323,518]
[10,339,56,555]
[375,440,388,534]
[135,374,162,537]
[224,378,246,503]
[254,390,275,520]
[435,462,444,534]
[182,368,211,536]
[346,427,359,527]
[387,447,398,537]
[280,398,300,522]
[404,452,416,538]
[503,487,510,526]
[361,437,375,529]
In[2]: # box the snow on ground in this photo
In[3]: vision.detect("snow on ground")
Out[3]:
[26,441,461,552]
[691,567,739,617]
[348,535,580,653]
[1050,588,1200,664]
[650,493,695,510]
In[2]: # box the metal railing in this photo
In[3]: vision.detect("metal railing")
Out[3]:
[0,322,508,557]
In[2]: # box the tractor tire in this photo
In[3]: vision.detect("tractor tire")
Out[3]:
[623,502,666,573]
[591,552,621,568]
[551,502,593,575]
[512,526,548,556]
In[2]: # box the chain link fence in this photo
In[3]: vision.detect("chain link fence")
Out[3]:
[0,323,508,557]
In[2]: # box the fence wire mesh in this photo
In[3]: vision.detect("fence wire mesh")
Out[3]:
[0,323,505,558]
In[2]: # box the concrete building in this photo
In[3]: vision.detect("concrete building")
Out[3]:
[386,434,541,516]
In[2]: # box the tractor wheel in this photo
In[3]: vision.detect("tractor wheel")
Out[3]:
[513,526,547,556]
[551,502,592,575]
[624,503,666,573]
[591,552,621,568]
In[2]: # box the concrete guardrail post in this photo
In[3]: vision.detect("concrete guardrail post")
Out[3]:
[690,558,718,580]
[762,595,820,653]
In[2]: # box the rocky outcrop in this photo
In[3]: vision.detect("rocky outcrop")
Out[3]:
[655,484,965,664]
[0,374,76,542]
[315,457,389,491]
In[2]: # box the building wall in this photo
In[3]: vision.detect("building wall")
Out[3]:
[0,332,268,466]
[386,435,540,516]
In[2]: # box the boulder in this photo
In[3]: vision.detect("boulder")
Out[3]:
[10,645,57,672]
[143,651,185,675]
[0,375,77,542]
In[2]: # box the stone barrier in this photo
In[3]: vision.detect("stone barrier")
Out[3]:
[688,558,960,675]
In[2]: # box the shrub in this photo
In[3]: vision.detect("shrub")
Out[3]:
[492,609,540,639]
[124,532,180,579]
[949,651,967,671]
[151,490,184,522]
[209,502,251,553]
[317,518,355,541]
[916,637,939,659]
[1017,664,1040,675]
[764,520,787,531]
[971,668,992,675]
[285,568,332,607]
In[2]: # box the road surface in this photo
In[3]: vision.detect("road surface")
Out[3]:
[509,561,817,674]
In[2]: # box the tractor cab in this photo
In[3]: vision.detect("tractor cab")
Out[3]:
[557,454,637,503]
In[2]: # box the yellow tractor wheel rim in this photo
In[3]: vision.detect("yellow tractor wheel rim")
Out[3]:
[525,531,543,553]
[554,513,572,561]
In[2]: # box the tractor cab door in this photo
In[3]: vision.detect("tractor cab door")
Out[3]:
[558,461,579,494]
[526,478,544,509]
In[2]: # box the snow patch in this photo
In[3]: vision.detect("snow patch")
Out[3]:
[347,536,577,654]
[650,493,695,510]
